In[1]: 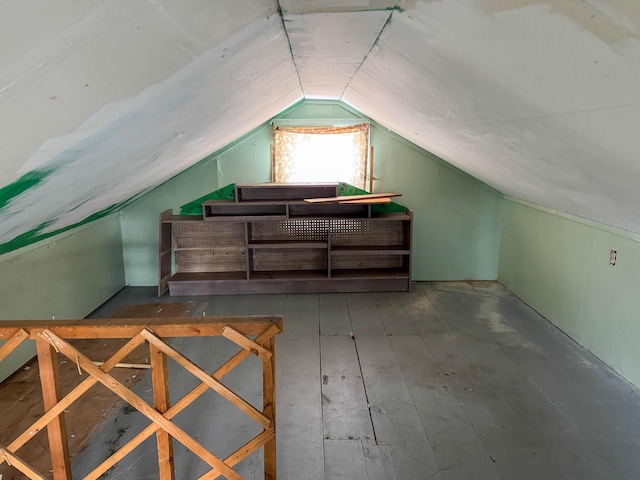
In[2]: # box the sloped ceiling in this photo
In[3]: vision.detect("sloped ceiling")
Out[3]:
[1,0,640,250]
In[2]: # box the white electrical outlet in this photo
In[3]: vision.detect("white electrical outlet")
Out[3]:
[609,249,617,266]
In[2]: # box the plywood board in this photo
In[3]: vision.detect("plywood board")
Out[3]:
[305,193,401,203]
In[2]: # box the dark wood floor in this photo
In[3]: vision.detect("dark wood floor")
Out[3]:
[70,282,640,479]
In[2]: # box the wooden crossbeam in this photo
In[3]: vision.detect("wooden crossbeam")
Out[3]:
[0,447,48,480]
[84,323,282,480]
[0,317,283,480]
[0,328,28,363]
[198,429,276,480]
[1,332,146,461]
[140,329,271,428]
[39,329,243,480]
[0,316,283,339]
[222,325,273,360]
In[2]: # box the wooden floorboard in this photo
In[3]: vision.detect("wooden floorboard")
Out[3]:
[389,334,502,480]
[15,282,636,480]
[347,293,443,480]
[362,438,398,480]
[277,294,325,480]
[320,335,373,440]
[324,439,367,479]
[319,295,351,337]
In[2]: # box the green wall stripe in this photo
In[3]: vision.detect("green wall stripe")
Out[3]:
[0,169,55,210]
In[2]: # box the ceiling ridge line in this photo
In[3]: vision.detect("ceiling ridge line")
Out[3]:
[338,5,397,101]
[277,2,305,97]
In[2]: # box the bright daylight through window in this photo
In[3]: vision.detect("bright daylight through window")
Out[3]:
[272,123,369,189]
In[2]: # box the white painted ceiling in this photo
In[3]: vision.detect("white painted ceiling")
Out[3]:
[1,0,640,248]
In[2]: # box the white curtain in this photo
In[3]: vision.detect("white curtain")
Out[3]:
[273,123,369,189]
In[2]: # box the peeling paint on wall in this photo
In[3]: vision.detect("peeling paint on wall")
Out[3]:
[0,201,125,255]
[0,14,301,253]
[0,169,54,211]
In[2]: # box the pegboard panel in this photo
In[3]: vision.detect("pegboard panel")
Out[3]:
[331,220,405,246]
[251,220,329,242]
[174,222,245,272]
[252,248,327,271]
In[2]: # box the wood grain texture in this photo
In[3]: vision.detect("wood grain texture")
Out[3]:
[0,316,283,339]
[35,336,72,480]
[150,342,175,480]
[304,193,401,203]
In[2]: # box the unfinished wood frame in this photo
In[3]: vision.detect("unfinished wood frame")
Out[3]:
[0,316,283,480]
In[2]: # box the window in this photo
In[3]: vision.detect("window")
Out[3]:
[272,123,369,189]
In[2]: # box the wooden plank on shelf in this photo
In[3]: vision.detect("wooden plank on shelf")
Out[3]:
[304,193,401,203]
[338,197,391,204]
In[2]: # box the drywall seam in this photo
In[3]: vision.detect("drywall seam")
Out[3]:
[277,4,305,95]
[339,9,393,100]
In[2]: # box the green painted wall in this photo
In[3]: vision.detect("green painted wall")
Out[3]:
[0,215,125,382]
[216,127,273,187]
[121,156,219,286]
[370,126,502,280]
[499,199,640,387]
[121,101,503,285]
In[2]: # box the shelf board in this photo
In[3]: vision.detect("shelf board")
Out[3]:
[166,271,410,295]
[236,183,338,202]
[289,203,368,218]
[248,241,328,249]
[369,212,412,220]
[162,215,202,223]
[203,215,288,222]
[331,246,410,255]
[203,202,287,219]
[174,247,245,252]
[170,271,247,281]
[249,269,328,280]
[330,268,409,279]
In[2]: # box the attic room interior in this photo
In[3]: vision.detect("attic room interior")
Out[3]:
[1,0,640,479]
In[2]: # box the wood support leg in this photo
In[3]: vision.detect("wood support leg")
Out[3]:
[36,335,72,480]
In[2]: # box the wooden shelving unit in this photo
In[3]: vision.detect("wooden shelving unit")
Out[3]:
[158,183,412,296]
